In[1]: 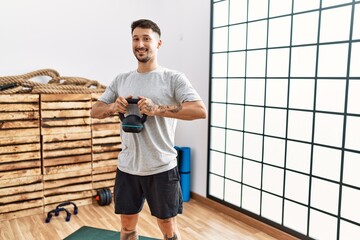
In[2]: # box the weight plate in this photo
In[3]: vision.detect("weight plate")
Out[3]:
[107,189,112,205]
[104,188,112,205]
[98,189,106,206]
[103,188,109,206]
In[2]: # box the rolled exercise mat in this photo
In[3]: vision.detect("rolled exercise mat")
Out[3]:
[174,146,182,169]
[179,147,191,202]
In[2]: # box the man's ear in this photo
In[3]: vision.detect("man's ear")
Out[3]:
[157,39,163,49]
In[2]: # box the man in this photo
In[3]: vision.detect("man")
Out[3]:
[91,19,207,240]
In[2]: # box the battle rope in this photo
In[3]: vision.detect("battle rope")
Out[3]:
[0,69,106,94]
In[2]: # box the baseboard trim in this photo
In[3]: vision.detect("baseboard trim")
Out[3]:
[190,192,299,240]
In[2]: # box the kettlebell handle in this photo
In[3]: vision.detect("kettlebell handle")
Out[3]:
[119,98,147,123]
[126,98,140,104]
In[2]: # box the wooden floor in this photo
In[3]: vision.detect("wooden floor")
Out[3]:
[0,198,282,240]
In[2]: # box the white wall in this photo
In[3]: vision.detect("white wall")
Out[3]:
[0,0,210,196]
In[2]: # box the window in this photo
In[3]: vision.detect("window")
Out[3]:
[208,1,360,239]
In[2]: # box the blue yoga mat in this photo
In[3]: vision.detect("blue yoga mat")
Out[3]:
[179,147,191,202]
[63,226,160,240]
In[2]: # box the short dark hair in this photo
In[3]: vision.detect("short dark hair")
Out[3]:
[131,19,161,37]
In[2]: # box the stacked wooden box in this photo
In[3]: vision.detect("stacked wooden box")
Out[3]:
[0,93,121,219]
[91,93,120,197]
[0,94,43,220]
[40,94,94,212]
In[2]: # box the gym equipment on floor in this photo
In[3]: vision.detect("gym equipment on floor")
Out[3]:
[63,226,160,240]
[45,207,71,223]
[45,201,78,223]
[95,188,112,206]
[55,201,78,215]
[175,146,191,202]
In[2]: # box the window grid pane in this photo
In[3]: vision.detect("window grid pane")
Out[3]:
[209,1,360,239]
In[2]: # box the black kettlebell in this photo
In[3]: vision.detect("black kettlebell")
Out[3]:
[119,98,147,133]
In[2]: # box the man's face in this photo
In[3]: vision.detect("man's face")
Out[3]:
[132,27,161,63]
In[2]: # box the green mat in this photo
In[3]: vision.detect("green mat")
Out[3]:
[64,226,160,240]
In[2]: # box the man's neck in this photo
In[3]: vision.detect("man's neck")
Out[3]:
[137,61,158,73]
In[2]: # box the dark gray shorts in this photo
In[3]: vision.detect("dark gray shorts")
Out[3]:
[114,167,183,219]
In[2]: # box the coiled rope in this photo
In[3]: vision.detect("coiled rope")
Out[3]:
[0,69,106,94]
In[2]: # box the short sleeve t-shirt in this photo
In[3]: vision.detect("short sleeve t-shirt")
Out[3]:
[99,66,202,176]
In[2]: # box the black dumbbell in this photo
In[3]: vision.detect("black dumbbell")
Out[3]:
[95,188,112,206]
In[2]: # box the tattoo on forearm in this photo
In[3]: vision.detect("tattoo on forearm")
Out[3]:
[170,104,182,113]
[122,230,138,240]
[101,110,113,118]
[158,104,182,114]
[145,104,157,112]
[163,233,178,240]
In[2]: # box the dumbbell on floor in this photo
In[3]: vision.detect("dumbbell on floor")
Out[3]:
[95,188,112,206]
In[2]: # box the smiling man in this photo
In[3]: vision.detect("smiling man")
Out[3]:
[90,19,207,240]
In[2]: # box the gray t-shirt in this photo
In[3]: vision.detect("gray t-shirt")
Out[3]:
[99,66,202,176]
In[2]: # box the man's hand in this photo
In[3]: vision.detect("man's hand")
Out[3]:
[90,96,132,119]
[113,96,132,114]
[138,96,159,116]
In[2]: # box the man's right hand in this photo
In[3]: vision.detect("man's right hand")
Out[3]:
[113,96,132,114]
[90,95,133,119]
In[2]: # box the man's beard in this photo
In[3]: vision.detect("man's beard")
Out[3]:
[134,48,151,63]
[136,55,151,63]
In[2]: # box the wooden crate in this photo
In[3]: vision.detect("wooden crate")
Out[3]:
[42,169,93,212]
[91,94,120,196]
[41,94,93,210]
[40,94,92,135]
[0,94,43,220]
[0,176,43,221]
[0,94,41,180]
[0,93,122,218]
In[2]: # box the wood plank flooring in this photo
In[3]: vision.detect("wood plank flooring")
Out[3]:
[0,198,284,240]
